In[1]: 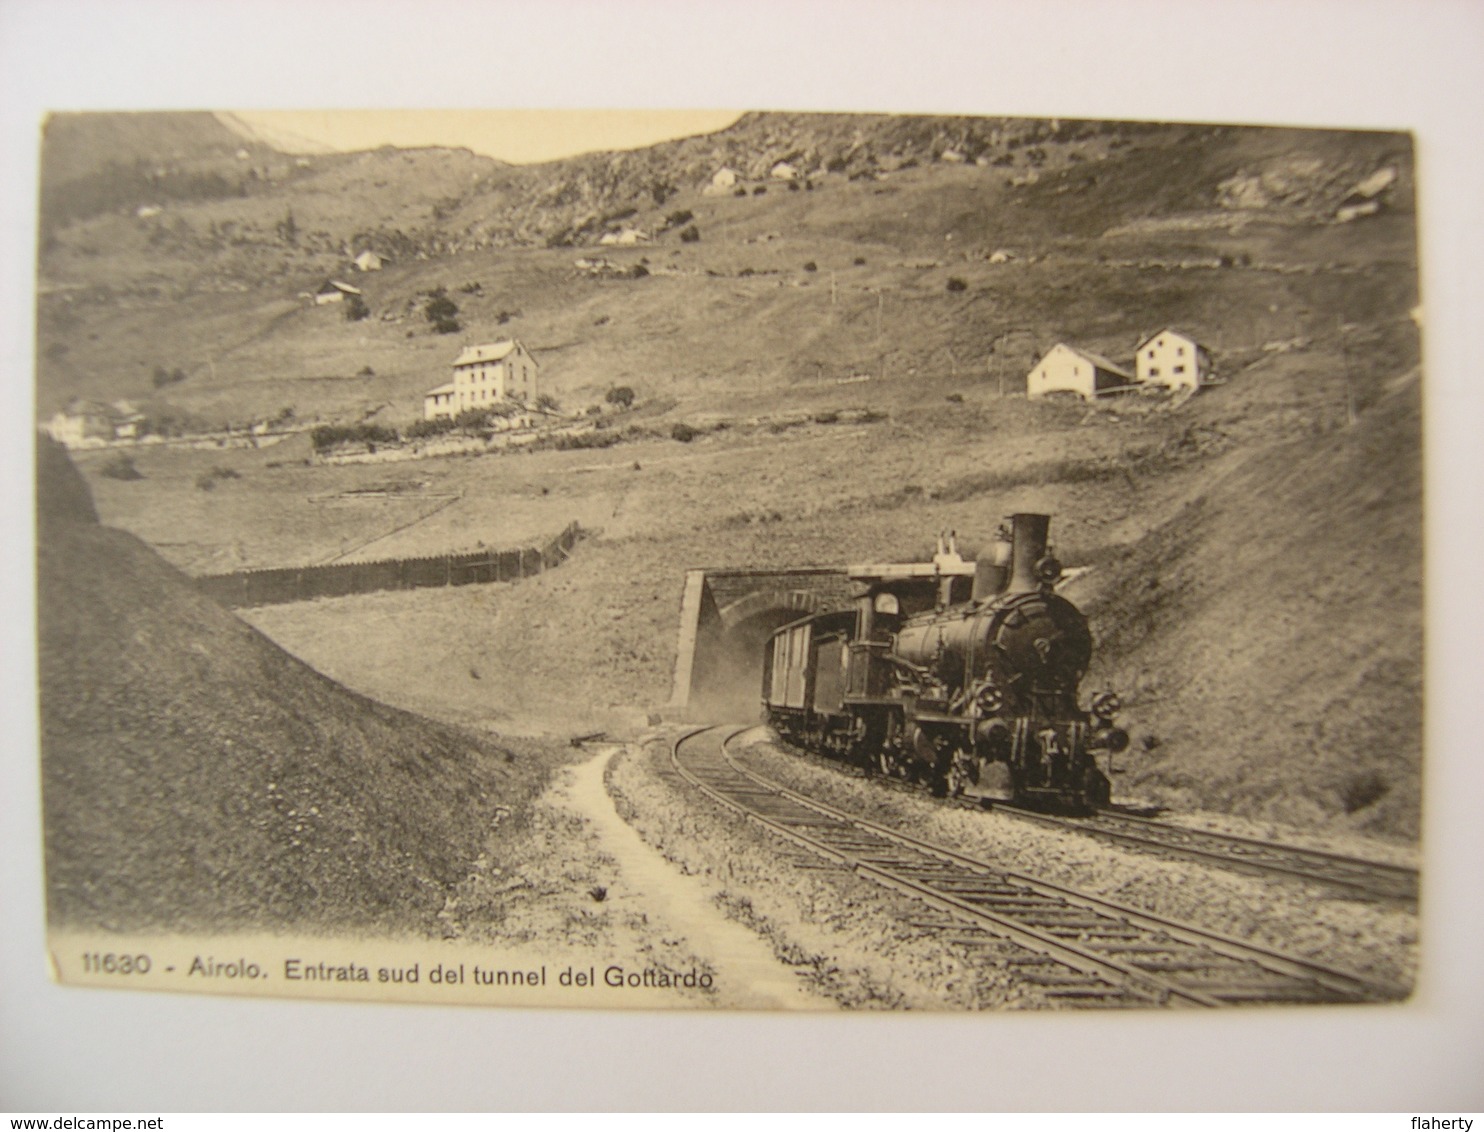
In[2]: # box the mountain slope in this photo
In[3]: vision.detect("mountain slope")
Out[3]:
[1078,374,1422,838]
[38,440,542,933]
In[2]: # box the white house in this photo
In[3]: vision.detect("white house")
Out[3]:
[313,279,362,305]
[597,227,648,247]
[353,250,384,272]
[44,399,142,448]
[1027,344,1137,401]
[1134,329,1212,392]
[423,340,540,420]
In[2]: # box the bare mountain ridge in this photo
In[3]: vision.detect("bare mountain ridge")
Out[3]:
[38,112,1409,272]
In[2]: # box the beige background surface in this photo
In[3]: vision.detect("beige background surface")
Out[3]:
[2,0,1482,1112]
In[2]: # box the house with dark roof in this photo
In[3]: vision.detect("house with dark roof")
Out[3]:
[1026,343,1138,401]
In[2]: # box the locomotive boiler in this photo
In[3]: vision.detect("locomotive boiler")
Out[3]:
[762,513,1128,810]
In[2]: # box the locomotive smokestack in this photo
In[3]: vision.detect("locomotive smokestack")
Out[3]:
[1006,513,1051,594]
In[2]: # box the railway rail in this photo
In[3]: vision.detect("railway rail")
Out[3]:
[997,805,1419,904]
[772,732,1417,903]
[671,726,1406,1009]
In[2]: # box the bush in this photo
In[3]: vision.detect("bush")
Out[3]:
[853,256,866,266]
[344,295,369,321]
[1341,770,1390,814]
[358,365,375,377]
[670,422,698,443]
[310,423,399,452]
[536,393,560,412]
[803,261,817,272]
[453,407,495,431]
[679,225,700,243]
[752,185,767,196]
[405,416,457,440]
[605,385,636,409]
[946,277,968,292]
[195,466,239,491]
[666,209,693,227]
[98,453,142,481]
[424,288,459,325]
[629,263,649,279]
[432,317,461,334]
[152,365,186,388]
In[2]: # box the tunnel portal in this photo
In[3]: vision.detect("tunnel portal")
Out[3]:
[669,568,855,721]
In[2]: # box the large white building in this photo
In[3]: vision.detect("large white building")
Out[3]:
[423,340,540,420]
[1135,329,1212,392]
[1026,343,1137,401]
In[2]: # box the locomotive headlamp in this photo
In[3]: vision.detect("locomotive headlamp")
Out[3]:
[1092,691,1121,720]
[1035,555,1062,584]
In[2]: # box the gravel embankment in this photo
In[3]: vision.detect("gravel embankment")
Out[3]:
[731,732,1418,994]
[611,733,1088,1010]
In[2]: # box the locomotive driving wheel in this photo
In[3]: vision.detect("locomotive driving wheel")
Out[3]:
[940,748,976,799]
[874,710,910,778]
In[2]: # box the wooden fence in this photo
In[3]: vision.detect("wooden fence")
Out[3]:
[197,522,582,608]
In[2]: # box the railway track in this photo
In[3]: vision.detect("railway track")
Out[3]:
[772,733,1417,903]
[672,726,1406,1009]
[998,805,1419,904]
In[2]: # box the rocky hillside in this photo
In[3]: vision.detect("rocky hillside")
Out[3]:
[34,112,1414,432]
[37,439,553,933]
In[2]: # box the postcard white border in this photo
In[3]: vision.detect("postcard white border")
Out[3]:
[3,0,1482,1112]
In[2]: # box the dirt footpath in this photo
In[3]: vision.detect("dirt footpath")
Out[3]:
[564,746,831,1011]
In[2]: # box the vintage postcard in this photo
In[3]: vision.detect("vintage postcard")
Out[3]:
[35,109,1421,1011]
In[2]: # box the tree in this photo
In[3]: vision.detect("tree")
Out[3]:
[605,385,636,409]
[679,225,700,243]
[424,287,460,333]
[536,393,560,413]
[424,287,459,324]
[276,209,298,246]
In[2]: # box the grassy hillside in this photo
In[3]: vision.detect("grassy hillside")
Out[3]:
[35,114,1414,425]
[38,442,568,934]
[1077,373,1423,837]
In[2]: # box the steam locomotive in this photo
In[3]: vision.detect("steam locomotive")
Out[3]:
[761,514,1128,810]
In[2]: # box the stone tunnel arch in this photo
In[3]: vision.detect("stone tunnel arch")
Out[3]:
[670,570,852,721]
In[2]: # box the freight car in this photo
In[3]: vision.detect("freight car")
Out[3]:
[762,514,1128,810]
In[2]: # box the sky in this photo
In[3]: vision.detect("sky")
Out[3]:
[229,109,743,164]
